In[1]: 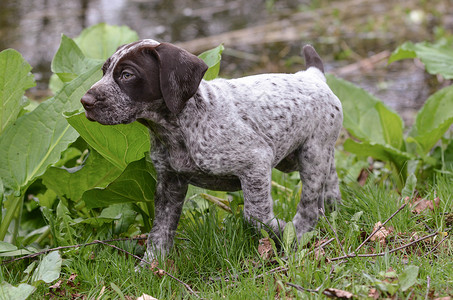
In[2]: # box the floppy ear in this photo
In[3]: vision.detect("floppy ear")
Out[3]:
[153,43,208,114]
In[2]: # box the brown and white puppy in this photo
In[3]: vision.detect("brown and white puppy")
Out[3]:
[81,39,342,260]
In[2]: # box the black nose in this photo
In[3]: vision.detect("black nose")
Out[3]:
[81,93,96,109]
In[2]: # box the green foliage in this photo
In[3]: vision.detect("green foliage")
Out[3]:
[82,156,156,210]
[0,25,137,244]
[328,68,453,187]
[0,58,100,195]
[30,251,62,283]
[407,85,453,155]
[363,265,419,296]
[0,49,35,134]
[198,44,224,81]
[42,149,122,203]
[66,112,150,170]
[389,40,453,79]
[0,251,61,300]
[328,76,404,147]
[329,38,453,188]
[0,23,224,247]
[74,23,139,60]
[0,282,35,300]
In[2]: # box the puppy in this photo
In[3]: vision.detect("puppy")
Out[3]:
[81,39,342,260]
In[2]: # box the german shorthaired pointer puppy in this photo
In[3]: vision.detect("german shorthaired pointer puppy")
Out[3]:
[81,39,343,261]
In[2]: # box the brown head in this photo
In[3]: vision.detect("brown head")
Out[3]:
[81,40,208,125]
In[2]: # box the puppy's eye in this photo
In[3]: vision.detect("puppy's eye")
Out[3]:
[121,71,134,80]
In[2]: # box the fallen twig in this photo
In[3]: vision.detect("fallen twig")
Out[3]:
[425,276,431,300]
[1,236,148,265]
[200,193,232,213]
[354,203,407,254]
[330,231,438,261]
[284,282,319,293]
[332,50,390,76]
[423,234,449,257]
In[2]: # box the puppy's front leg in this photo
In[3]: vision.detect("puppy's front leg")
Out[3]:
[240,164,286,236]
[144,173,188,261]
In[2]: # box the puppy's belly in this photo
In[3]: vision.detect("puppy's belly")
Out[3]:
[184,173,242,192]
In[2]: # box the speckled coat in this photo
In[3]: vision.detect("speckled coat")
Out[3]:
[81,39,343,261]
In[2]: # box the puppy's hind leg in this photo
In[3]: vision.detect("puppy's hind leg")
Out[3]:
[239,160,286,237]
[324,148,341,212]
[292,140,333,241]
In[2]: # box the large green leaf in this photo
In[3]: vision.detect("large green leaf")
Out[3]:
[0,179,3,221]
[0,49,35,134]
[389,41,453,79]
[66,112,150,170]
[344,139,413,171]
[408,85,453,154]
[49,24,138,93]
[0,282,36,300]
[326,74,404,149]
[198,44,224,81]
[0,64,102,194]
[0,241,17,253]
[74,23,139,60]
[83,156,156,209]
[31,251,62,284]
[51,35,103,83]
[399,265,419,291]
[42,149,122,202]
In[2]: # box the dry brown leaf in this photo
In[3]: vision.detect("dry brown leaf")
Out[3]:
[166,259,177,274]
[71,293,84,299]
[312,238,327,259]
[148,259,159,271]
[314,247,325,260]
[49,279,63,289]
[68,273,78,281]
[323,288,355,299]
[357,168,370,186]
[97,286,106,300]
[410,232,420,241]
[368,288,380,299]
[67,273,78,287]
[137,294,159,300]
[134,234,148,246]
[154,268,166,277]
[258,237,274,260]
[370,222,389,245]
[313,238,329,248]
[408,197,440,214]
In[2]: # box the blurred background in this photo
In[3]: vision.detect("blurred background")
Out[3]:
[1,0,452,124]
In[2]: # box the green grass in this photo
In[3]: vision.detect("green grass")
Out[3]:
[1,172,452,299]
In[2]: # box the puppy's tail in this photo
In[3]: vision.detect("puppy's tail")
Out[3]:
[303,45,324,73]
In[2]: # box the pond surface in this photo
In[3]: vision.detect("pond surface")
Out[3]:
[1,0,452,125]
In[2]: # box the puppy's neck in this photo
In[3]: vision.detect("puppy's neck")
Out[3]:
[137,115,184,149]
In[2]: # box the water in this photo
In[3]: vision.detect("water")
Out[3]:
[1,0,452,125]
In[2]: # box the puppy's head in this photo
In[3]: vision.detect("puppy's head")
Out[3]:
[81,39,208,125]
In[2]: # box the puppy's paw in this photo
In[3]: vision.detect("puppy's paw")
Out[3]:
[268,218,287,236]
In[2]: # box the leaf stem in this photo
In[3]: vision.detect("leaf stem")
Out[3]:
[0,194,23,241]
